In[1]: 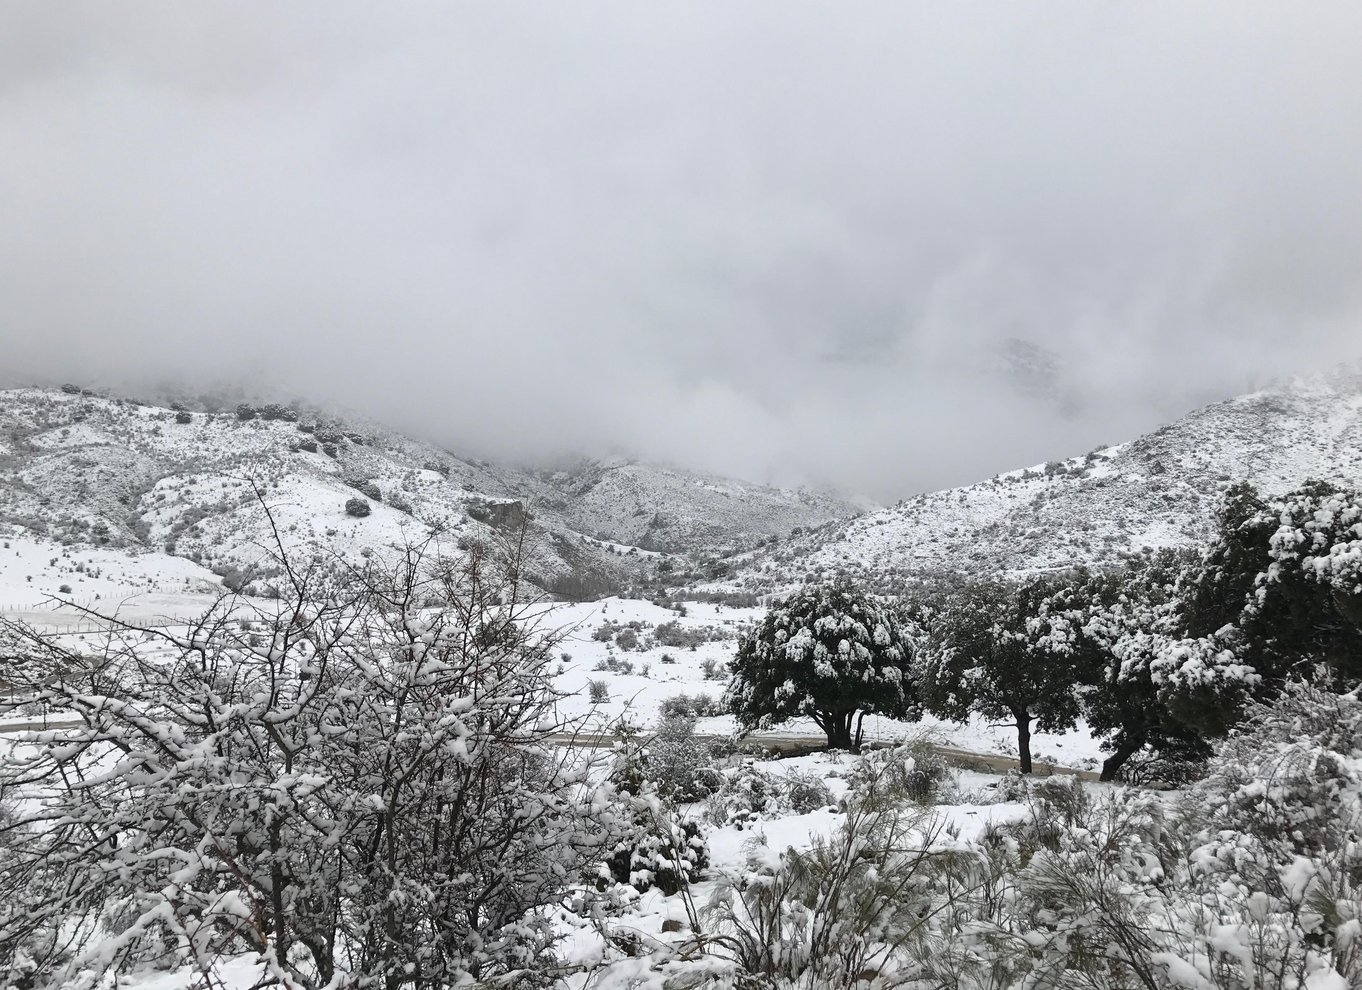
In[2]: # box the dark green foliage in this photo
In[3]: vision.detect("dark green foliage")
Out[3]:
[920,578,1095,774]
[727,583,917,750]
[1171,481,1362,734]
[344,497,371,518]
[1053,557,1213,781]
[346,479,382,502]
[600,815,707,896]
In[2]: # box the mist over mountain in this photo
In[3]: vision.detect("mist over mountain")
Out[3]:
[4,3,1362,498]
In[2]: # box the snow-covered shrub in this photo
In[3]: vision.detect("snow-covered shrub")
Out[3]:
[599,798,708,897]
[708,803,960,988]
[647,716,724,804]
[346,478,382,502]
[599,727,709,896]
[651,621,707,649]
[784,770,834,814]
[941,678,1362,990]
[344,496,370,517]
[844,739,953,807]
[0,535,613,988]
[659,693,699,719]
[588,678,610,703]
[704,762,832,827]
[704,763,790,828]
[660,692,723,720]
[1194,675,1362,874]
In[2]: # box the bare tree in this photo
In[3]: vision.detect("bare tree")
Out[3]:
[0,514,614,989]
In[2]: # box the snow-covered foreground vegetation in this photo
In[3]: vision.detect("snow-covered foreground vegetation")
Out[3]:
[1,475,1361,989]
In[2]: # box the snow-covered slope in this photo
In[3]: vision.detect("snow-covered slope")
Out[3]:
[515,456,865,555]
[724,370,1362,594]
[0,386,859,602]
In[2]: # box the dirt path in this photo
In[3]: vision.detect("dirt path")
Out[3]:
[0,719,1096,780]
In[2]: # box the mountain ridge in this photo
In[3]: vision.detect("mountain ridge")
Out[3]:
[714,367,1362,595]
[0,384,862,602]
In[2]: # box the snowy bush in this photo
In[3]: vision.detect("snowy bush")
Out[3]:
[0,536,614,988]
[344,496,370,517]
[783,770,835,814]
[598,799,708,897]
[705,764,786,828]
[844,738,953,807]
[660,692,723,720]
[646,715,724,804]
[707,804,960,988]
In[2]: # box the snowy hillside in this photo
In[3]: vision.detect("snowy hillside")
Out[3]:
[724,370,1362,594]
[0,386,858,603]
[516,456,865,554]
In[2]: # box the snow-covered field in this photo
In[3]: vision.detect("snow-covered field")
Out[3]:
[545,596,1106,768]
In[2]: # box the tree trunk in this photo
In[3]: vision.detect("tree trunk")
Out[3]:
[1015,714,1033,775]
[823,711,856,751]
[1099,737,1145,782]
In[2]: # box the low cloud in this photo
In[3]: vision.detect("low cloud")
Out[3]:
[3,2,1361,499]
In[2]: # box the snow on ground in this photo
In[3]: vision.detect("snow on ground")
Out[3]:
[0,582,1116,990]
[542,596,1107,768]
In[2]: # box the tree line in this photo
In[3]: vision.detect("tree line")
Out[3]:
[727,479,1362,780]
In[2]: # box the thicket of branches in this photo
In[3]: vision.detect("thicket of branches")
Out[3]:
[0,516,617,989]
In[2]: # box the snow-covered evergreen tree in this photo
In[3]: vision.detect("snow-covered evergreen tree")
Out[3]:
[920,577,1095,774]
[726,583,918,750]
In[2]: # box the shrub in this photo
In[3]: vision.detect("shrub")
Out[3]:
[347,478,382,501]
[614,627,639,651]
[660,695,690,720]
[708,803,956,986]
[653,620,706,649]
[174,410,193,425]
[844,739,953,806]
[344,497,371,518]
[0,537,612,987]
[647,716,723,803]
[599,805,707,897]
[691,692,722,717]
[704,763,790,828]
[784,769,835,814]
[235,402,257,421]
[588,679,610,704]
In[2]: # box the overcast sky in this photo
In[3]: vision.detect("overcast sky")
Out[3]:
[3,3,1361,500]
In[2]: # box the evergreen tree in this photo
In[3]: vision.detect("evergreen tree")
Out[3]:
[726,583,918,750]
[1166,480,1362,735]
[1061,556,1212,781]
[920,577,1095,774]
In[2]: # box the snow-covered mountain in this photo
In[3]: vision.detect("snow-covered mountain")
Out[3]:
[722,369,1362,594]
[514,456,866,555]
[0,385,861,603]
